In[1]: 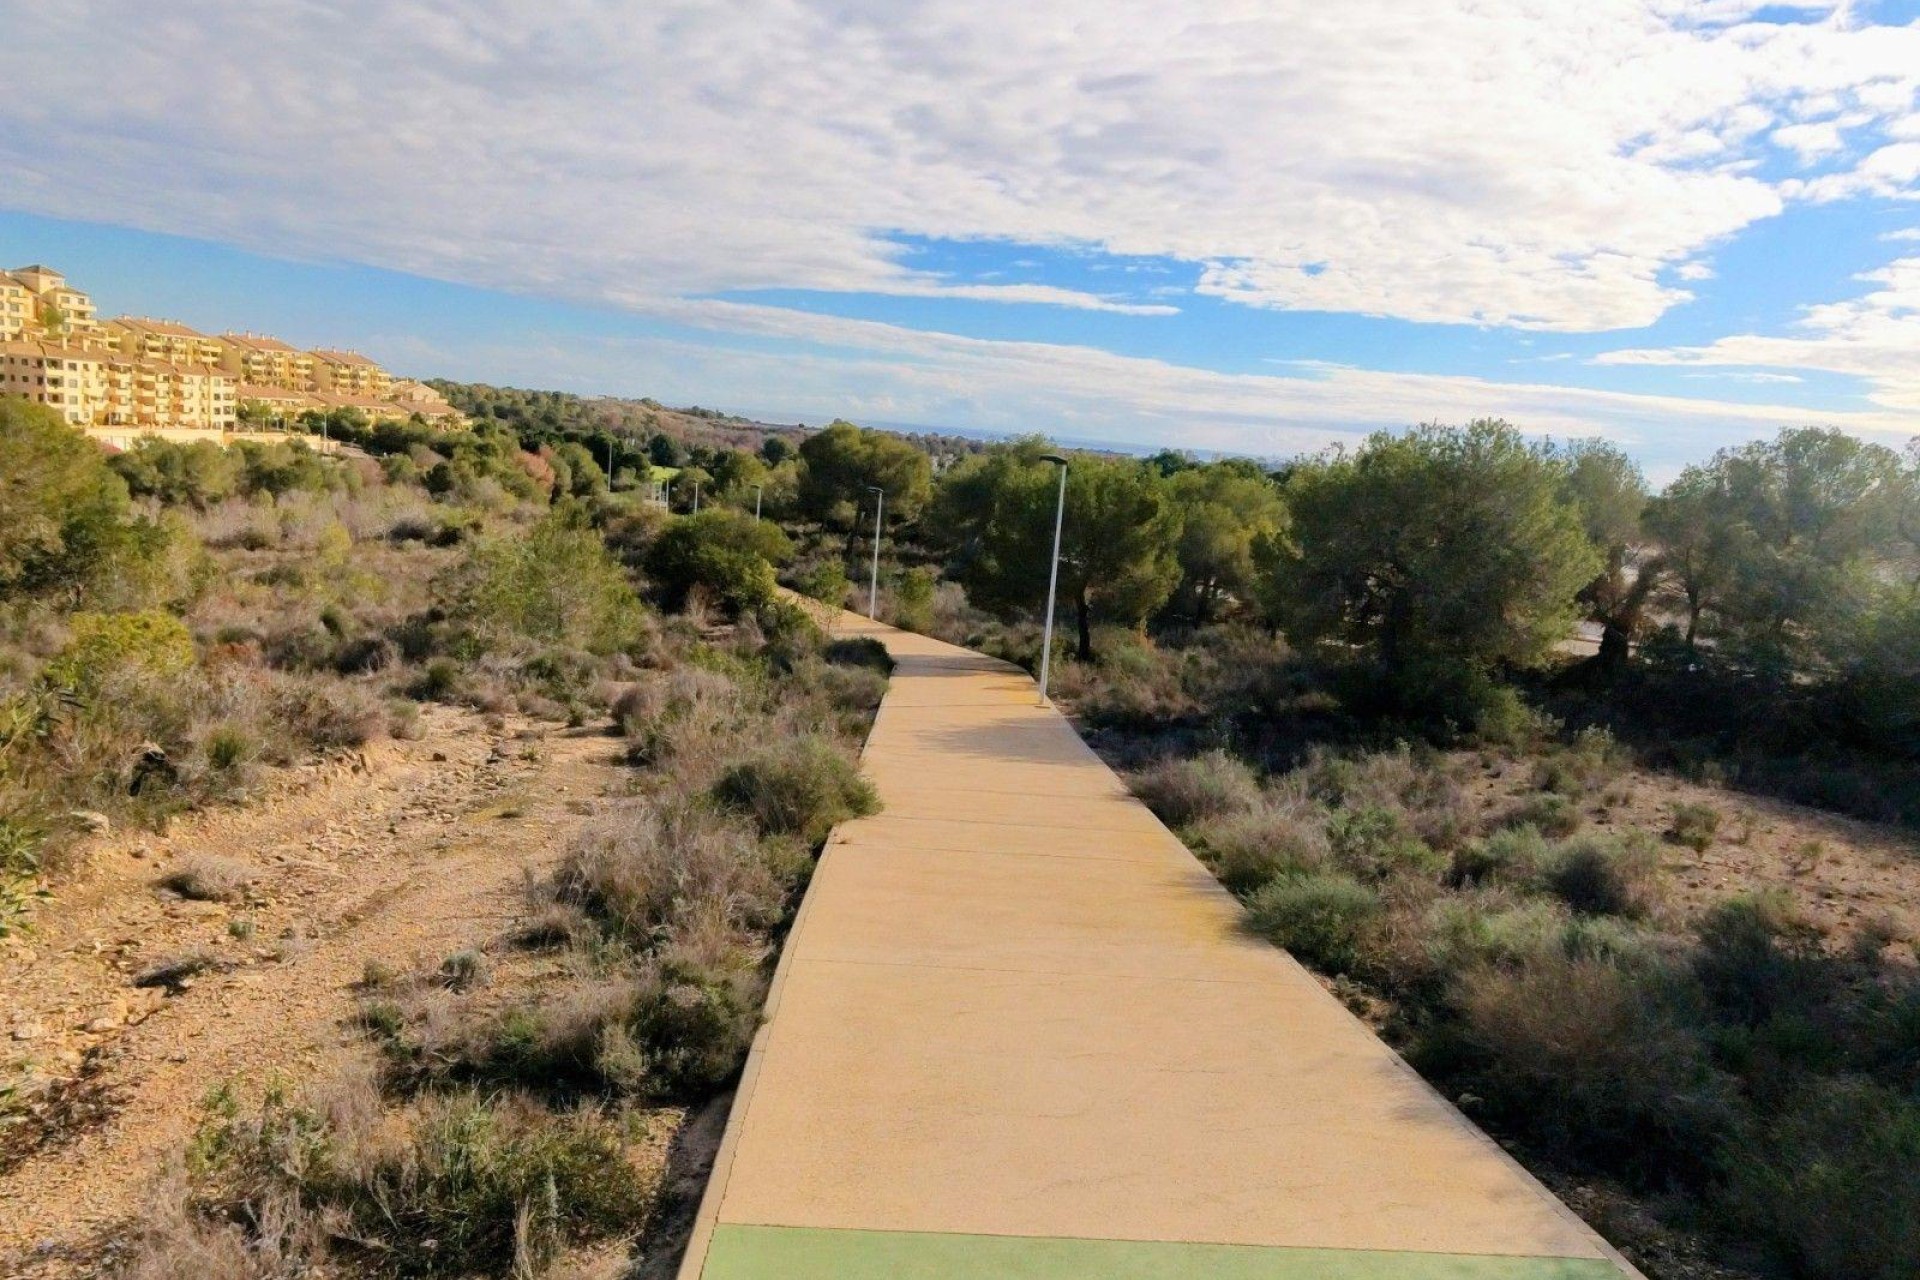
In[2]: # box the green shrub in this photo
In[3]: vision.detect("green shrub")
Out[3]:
[1,398,163,599]
[1129,750,1261,828]
[1500,792,1581,838]
[1723,1079,1920,1280]
[1668,801,1721,851]
[1450,825,1552,888]
[43,609,195,696]
[646,509,793,615]
[1244,871,1383,972]
[1326,805,1444,879]
[204,725,255,773]
[891,566,936,632]
[1540,834,1661,918]
[795,559,851,608]
[712,736,878,844]
[439,506,646,654]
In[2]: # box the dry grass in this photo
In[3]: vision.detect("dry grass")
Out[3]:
[158,856,255,902]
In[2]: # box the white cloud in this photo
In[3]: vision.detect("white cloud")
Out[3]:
[2,1,1919,334]
[454,299,1908,471]
[1598,256,1920,409]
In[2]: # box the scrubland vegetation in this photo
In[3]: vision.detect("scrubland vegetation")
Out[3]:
[767,416,1919,1280]
[1,395,882,1277]
[7,384,1919,1280]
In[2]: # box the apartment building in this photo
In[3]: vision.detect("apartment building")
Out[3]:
[0,339,106,427]
[311,348,393,398]
[0,278,31,340]
[1,264,436,432]
[106,316,224,367]
[7,265,98,338]
[218,332,317,391]
[388,378,461,422]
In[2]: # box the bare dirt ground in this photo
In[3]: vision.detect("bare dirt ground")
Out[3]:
[0,705,639,1278]
[1467,754,1920,953]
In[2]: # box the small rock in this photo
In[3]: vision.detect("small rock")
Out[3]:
[12,1021,45,1041]
[70,809,112,835]
[84,1016,120,1033]
[431,751,449,763]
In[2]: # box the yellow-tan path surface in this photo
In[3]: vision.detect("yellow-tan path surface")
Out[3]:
[680,609,1641,1280]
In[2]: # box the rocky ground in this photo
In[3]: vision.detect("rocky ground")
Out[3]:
[0,704,639,1278]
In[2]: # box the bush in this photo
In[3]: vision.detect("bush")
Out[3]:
[438,505,646,655]
[552,798,791,942]
[1,398,163,599]
[1128,750,1260,828]
[712,735,878,845]
[1500,792,1582,838]
[159,856,255,903]
[1325,805,1444,880]
[1722,1079,1920,1280]
[645,509,793,615]
[1668,801,1721,851]
[794,559,850,609]
[195,1085,649,1277]
[823,636,892,674]
[1186,801,1330,894]
[43,610,196,696]
[1446,951,1730,1177]
[1540,833,1661,918]
[1450,825,1552,888]
[1244,871,1383,972]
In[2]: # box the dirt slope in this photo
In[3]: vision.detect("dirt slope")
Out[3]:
[0,705,632,1278]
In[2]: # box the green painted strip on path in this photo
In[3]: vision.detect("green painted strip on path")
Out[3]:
[702,1225,1627,1280]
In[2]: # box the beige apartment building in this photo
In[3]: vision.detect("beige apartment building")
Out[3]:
[1,264,440,433]
[106,316,224,367]
[218,332,317,391]
[0,278,32,340]
[1,339,107,427]
[7,265,99,339]
[311,348,393,398]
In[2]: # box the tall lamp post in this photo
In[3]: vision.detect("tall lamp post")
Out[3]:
[1037,453,1069,705]
[692,481,701,513]
[751,484,764,520]
[866,485,884,620]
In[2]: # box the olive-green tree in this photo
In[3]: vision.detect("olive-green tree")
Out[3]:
[934,447,1180,661]
[1559,440,1659,678]
[796,421,932,538]
[1167,460,1287,624]
[1265,420,1598,706]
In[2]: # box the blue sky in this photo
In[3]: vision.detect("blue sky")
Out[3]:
[5,1,1920,480]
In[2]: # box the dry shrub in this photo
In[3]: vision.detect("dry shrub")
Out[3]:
[711,735,878,845]
[1128,750,1260,828]
[191,1079,650,1278]
[122,1169,328,1280]
[269,675,386,754]
[615,665,746,775]
[1448,952,1728,1175]
[552,797,791,942]
[1186,800,1330,893]
[159,855,255,902]
[1295,745,1472,850]
[1667,801,1721,851]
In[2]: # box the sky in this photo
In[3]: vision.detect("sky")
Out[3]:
[5,1,1920,479]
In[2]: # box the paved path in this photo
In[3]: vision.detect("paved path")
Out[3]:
[680,612,1640,1279]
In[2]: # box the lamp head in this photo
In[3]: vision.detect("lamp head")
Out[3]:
[1040,453,1069,466]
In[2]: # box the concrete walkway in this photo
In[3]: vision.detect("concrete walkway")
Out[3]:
[679,612,1641,1279]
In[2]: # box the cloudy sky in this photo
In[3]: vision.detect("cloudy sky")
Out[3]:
[5,0,1920,474]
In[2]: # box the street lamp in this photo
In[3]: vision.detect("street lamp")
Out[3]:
[1037,453,1069,705]
[692,480,701,513]
[751,483,764,520]
[866,485,884,620]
